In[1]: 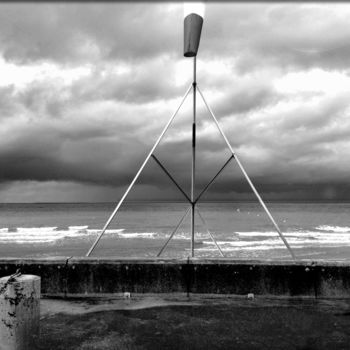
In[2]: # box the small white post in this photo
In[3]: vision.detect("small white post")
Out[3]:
[0,274,41,350]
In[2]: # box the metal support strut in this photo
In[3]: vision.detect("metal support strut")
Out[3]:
[86,65,295,261]
[157,207,191,257]
[152,155,191,203]
[196,208,225,257]
[195,155,234,204]
[86,84,192,257]
[197,85,296,260]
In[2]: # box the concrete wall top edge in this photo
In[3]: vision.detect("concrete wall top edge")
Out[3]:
[0,257,70,265]
[0,257,349,267]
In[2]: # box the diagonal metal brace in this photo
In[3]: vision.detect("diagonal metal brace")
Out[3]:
[157,206,191,257]
[85,84,193,257]
[152,155,191,203]
[197,85,296,261]
[196,208,225,257]
[194,155,234,204]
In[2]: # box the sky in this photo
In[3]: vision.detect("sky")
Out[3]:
[1,2,350,202]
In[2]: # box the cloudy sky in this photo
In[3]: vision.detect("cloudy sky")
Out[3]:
[1,2,350,202]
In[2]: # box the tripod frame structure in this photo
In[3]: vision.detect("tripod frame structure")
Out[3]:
[86,57,296,260]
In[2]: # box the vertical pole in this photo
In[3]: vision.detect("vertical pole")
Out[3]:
[190,56,197,258]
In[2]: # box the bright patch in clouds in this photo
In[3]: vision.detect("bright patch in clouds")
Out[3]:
[0,57,91,88]
[274,69,350,95]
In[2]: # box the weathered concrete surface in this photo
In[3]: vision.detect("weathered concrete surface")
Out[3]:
[0,258,350,298]
[0,274,40,350]
[38,295,350,350]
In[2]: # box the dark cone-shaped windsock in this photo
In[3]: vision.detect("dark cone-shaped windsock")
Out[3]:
[184,13,203,57]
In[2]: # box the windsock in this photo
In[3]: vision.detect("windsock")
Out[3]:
[184,2,205,57]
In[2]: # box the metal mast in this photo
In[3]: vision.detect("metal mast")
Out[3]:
[191,56,197,257]
[85,4,296,261]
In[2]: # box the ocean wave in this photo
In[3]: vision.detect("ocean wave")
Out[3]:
[199,231,350,251]
[236,231,319,238]
[316,225,350,233]
[68,225,89,232]
[86,229,124,236]
[0,226,123,244]
[2,224,350,248]
[172,232,210,240]
[117,232,157,238]
[236,230,350,239]
[17,227,58,232]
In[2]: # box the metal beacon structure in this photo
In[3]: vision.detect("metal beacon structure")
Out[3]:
[86,3,295,260]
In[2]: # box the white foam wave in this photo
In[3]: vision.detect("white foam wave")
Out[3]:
[172,232,209,240]
[0,226,125,244]
[199,229,350,251]
[117,232,157,238]
[17,227,58,232]
[68,225,89,232]
[316,225,350,233]
[2,224,350,249]
[87,229,124,235]
[236,230,350,240]
[236,231,319,238]
[0,230,86,244]
[0,225,158,244]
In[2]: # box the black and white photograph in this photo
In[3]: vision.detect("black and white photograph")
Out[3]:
[1,1,350,349]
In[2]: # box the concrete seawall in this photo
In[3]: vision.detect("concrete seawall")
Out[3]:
[0,258,350,298]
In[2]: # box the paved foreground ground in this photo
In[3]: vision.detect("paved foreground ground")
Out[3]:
[37,295,350,350]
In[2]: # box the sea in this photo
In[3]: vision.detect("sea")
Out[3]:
[0,202,350,260]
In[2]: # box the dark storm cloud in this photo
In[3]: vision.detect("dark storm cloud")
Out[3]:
[0,86,17,117]
[202,3,350,72]
[1,2,350,72]
[208,84,279,118]
[276,94,350,132]
[0,75,191,189]
[3,3,350,72]
[0,116,148,186]
[70,57,185,104]
[1,3,350,202]
[2,71,348,201]
[0,3,181,64]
